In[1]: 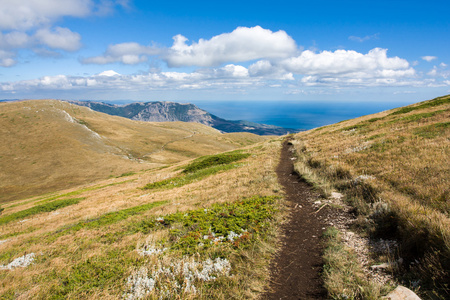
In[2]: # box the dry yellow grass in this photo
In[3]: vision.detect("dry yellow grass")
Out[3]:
[0,100,267,203]
[291,95,449,298]
[0,137,284,299]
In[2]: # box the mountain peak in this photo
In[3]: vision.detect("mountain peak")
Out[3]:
[67,100,298,135]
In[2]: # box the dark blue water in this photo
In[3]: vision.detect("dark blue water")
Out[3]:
[192,100,415,130]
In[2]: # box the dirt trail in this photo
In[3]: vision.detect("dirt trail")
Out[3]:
[262,139,328,299]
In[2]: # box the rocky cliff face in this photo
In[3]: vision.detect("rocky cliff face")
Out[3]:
[68,100,298,135]
[130,102,215,125]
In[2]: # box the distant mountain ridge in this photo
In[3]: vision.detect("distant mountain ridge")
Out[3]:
[67,100,298,135]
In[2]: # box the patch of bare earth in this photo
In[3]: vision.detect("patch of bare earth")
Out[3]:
[262,139,328,299]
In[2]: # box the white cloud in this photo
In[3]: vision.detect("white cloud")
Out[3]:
[0,0,127,67]
[348,33,379,42]
[98,70,120,76]
[0,31,30,49]
[82,26,298,67]
[1,64,272,93]
[248,60,294,80]
[0,0,127,30]
[0,0,92,30]
[281,48,410,76]
[35,27,81,51]
[421,56,437,62]
[82,42,161,65]
[427,65,450,78]
[164,26,297,67]
[0,49,16,67]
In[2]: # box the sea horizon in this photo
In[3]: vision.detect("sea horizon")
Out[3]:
[190,100,417,130]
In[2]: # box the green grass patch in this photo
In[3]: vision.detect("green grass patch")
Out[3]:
[365,133,386,141]
[386,110,446,125]
[367,117,384,123]
[341,123,368,132]
[390,96,450,116]
[143,162,245,190]
[0,198,84,225]
[182,151,250,174]
[35,179,135,205]
[117,171,136,178]
[414,122,450,139]
[129,196,279,255]
[54,200,168,235]
[32,196,278,299]
[44,249,132,299]
[0,227,37,240]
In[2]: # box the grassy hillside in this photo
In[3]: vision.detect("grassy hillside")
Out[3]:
[0,100,266,203]
[290,95,449,298]
[1,96,448,299]
[0,138,283,299]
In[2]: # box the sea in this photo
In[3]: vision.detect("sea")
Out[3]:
[190,100,415,130]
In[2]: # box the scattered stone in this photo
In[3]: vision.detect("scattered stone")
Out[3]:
[330,191,343,200]
[382,286,421,300]
[371,258,403,271]
[0,253,35,270]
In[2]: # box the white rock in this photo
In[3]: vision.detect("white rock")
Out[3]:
[330,192,343,200]
[382,286,421,300]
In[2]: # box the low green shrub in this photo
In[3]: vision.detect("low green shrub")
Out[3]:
[0,198,84,225]
[390,96,450,115]
[143,162,245,190]
[182,152,250,174]
[129,196,279,255]
[54,200,168,235]
[414,122,450,139]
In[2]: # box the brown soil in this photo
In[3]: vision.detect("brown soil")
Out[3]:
[262,139,328,299]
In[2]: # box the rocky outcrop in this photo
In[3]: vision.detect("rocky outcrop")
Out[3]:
[67,100,298,135]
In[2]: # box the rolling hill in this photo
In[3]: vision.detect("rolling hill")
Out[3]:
[0,100,267,202]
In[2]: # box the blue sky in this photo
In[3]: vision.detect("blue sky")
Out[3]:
[0,0,449,103]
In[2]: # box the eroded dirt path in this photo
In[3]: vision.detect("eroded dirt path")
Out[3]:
[262,139,327,299]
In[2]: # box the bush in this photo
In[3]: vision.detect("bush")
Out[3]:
[182,152,250,174]
[0,198,84,225]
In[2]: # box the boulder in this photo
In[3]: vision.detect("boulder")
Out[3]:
[382,286,421,300]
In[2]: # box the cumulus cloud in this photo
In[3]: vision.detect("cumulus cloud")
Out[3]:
[248,60,294,80]
[0,0,127,67]
[164,26,298,67]
[0,0,128,30]
[0,64,275,93]
[427,64,450,78]
[281,48,410,76]
[0,0,92,30]
[421,56,437,62]
[82,42,161,65]
[35,27,81,51]
[82,26,298,67]
[0,49,16,67]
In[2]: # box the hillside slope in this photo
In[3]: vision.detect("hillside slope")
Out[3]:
[68,100,298,135]
[290,94,449,298]
[0,100,267,202]
[0,137,283,299]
